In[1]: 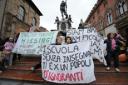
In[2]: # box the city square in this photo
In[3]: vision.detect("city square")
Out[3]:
[0,0,128,85]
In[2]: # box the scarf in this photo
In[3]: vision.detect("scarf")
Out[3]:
[111,39,116,50]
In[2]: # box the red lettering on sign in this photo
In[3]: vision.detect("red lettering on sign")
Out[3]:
[43,70,84,82]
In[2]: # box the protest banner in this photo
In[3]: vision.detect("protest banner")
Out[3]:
[13,31,58,54]
[67,28,107,65]
[41,42,96,84]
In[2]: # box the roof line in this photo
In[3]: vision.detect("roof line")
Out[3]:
[85,0,103,23]
[26,0,43,16]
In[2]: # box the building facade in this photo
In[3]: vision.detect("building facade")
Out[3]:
[85,0,128,37]
[0,0,42,39]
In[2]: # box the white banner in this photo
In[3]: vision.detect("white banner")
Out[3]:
[41,42,96,84]
[13,31,58,54]
[67,28,107,66]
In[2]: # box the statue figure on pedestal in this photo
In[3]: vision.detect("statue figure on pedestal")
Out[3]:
[78,19,84,29]
[54,16,60,30]
[60,0,67,18]
[67,15,73,29]
[55,0,74,31]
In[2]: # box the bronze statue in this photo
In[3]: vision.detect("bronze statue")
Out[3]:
[67,15,73,28]
[60,0,67,18]
[54,0,73,30]
[54,16,60,30]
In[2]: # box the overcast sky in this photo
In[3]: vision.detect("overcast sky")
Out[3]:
[32,0,97,30]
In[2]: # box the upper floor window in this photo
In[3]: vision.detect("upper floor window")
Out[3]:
[17,6,25,21]
[117,0,127,15]
[107,10,113,25]
[32,17,36,26]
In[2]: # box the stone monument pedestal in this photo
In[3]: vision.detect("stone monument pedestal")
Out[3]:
[58,18,69,32]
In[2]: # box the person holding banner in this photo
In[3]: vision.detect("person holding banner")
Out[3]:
[105,33,120,72]
[65,36,73,44]
[52,31,66,45]
[58,36,65,45]
[31,35,65,72]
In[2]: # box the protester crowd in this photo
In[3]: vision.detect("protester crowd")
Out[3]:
[0,31,128,74]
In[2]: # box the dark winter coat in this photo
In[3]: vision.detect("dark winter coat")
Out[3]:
[104,38,120,53]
